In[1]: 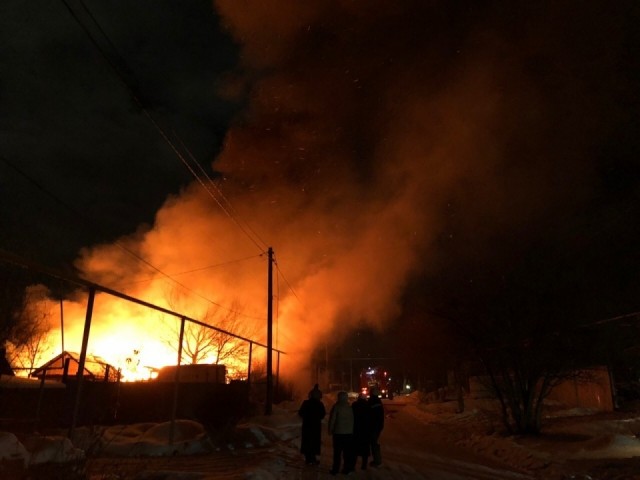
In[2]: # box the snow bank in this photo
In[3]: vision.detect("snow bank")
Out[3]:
[2,392,640,479]
[408,393,640,475]
[0,431,83,468]
[94,419,214,456]
[23,435,84,465]
[229,404,301,449]
[0,432,29,467]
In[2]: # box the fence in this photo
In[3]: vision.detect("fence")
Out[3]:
[0,252,285,442]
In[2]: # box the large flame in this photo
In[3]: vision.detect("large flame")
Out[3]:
[62,266,273,380]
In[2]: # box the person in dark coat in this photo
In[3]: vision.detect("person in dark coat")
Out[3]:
[298,384,326,465]
[368,386,385,467]
[352,392,371,470]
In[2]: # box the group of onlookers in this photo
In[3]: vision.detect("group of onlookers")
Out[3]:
[298,384,385,475]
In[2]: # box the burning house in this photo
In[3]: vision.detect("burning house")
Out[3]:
[29,351,119,383]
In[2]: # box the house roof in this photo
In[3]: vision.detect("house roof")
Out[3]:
[29,350,119,381]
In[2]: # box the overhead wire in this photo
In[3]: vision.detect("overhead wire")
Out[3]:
[52,0,276,318]
[584,310,640,327]
[142,113,266,253]
[59,0,266,253]
[68,0,310,322]
[173,132,269,251]
[0,155,264,321]
[48,1,640,365]
[60,0,312,326]
[120,254,264,286]
[274,253,301,304]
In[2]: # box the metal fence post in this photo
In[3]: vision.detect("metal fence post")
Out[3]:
[247,341,253,386]
[69,287,96,439]
[34,368,47,432]
[170,316,186,445]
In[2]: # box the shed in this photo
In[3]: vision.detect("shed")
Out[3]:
[156,363,226,383]
[29,351,119,382]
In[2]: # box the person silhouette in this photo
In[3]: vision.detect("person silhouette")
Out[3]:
[367,386,385,467]
[298,384,326,465]
[352,392,371,470]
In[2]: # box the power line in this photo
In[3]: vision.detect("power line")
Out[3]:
[174,133,269,251]
[274,254,301,304]
[46,0,275,319]
[585,310,640,327]
[0,249,284,353]
[58,0,266,253]
[119,254,264,286]
[141,111,266,253]
[57,0,316,332]
[0,155,262,321]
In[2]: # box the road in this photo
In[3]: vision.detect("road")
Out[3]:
[371,399,531,479]
[81,398,537,480]
[285,398,534,480]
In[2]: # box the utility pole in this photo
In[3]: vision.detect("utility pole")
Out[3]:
[265,247,274,415]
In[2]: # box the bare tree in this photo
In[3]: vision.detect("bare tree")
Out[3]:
[6,284,54,375]
[1,265,31,372]
[471,318,591,434]
[162,291,258,369]
[434,279,598,434]
[423,243,598,435]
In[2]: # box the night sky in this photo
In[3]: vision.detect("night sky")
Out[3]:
[1,1,639,366]
[1,0,240,265]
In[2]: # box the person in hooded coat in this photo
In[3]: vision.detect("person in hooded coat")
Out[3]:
[328,390,355,475]
[351,392,371,470]
[298,384,326,465]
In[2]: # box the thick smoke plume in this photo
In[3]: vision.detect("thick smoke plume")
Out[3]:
[65,1,631,384]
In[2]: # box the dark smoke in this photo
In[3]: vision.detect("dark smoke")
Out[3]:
[73,0,639,380]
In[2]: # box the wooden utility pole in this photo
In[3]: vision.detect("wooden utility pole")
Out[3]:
[266,247,274,415]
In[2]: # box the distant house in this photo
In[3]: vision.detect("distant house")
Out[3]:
[29,351,119,382]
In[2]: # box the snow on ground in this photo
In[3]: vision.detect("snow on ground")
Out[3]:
[400,393,640,478]
[2,392,640,479]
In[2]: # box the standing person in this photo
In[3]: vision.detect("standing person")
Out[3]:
[351,392,371,470]
[298,384,326,465]
[368,385,385,467]
[328,390,355,475]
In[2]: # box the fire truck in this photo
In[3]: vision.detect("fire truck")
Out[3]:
[359,366,394,399]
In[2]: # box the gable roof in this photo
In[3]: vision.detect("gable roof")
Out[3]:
[29,351,119,382]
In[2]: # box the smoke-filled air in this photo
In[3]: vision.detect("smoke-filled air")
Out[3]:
[37,1,624,386]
